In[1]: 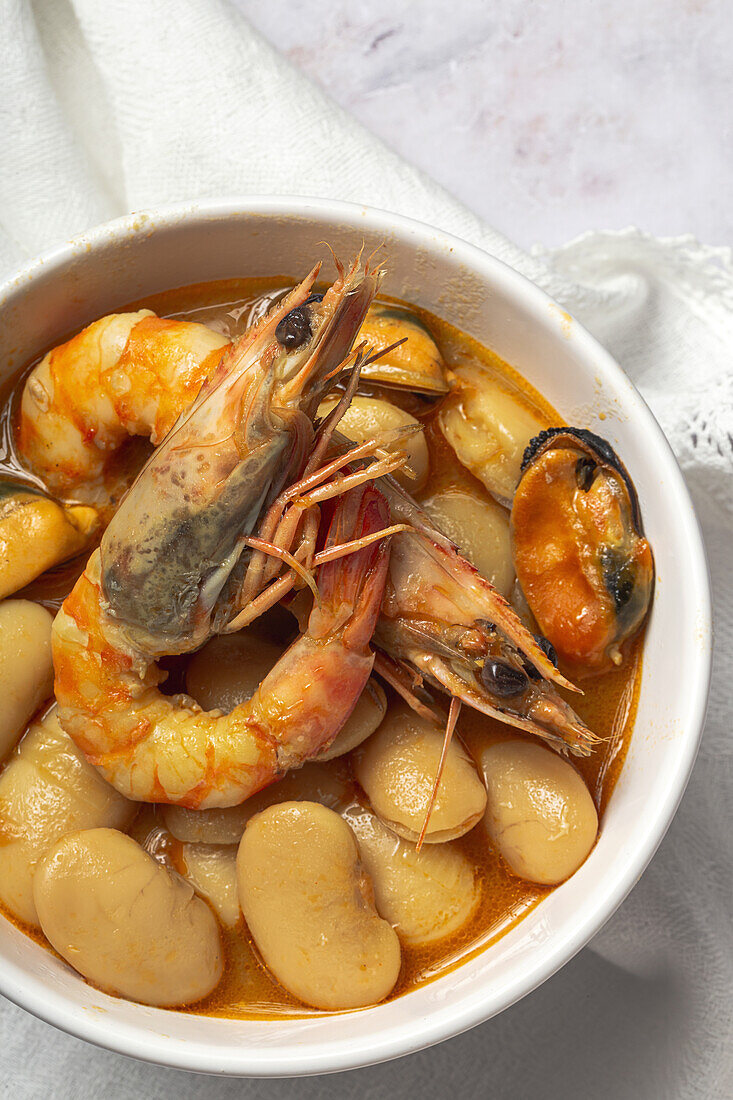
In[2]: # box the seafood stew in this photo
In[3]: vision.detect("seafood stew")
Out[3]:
[0,255,651,1017]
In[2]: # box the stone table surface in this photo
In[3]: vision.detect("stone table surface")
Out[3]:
[234,0,732,250]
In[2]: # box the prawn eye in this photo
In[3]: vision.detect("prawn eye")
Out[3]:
[276,306,312,350]
[480,659,528,697]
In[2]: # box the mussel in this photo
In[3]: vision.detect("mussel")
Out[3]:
[357,305,449,396]
[510,428,654,671]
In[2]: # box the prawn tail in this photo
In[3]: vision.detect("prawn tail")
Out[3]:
[311,483,392,652]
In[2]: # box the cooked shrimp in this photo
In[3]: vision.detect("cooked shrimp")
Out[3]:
[51,254,396,805]
[374,479,598,756]
[18,252,382,505]
[18,310,230,508]
[53,481,391,807]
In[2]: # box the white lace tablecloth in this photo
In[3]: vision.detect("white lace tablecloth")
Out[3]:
[1,1,731,1096]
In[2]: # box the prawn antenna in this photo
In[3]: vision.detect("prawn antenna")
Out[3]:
[364,240,386,276]
[314,524,409,566]
[416,696,462,852]
[316,241,345,282]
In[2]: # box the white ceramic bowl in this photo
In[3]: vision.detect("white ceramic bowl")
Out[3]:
[0,198,711,1076]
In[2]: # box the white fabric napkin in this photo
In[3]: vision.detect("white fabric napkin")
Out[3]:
[1,0,731,1097]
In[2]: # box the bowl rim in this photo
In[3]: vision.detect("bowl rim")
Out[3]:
[0,195,713,1077]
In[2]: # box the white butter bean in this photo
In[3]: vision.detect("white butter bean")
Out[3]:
[319,395,429,491]
[180,843,240,928]
[0,708,136,926]
[164,802,250,847]
[422,488,514,597]
[438,364,544,505]
[164,760,350,844]
[0,600,54,761]
[186,630,282,713]
[237,802,401,1009]
[354,704,487,843]
[34,828,223,1006]
[477,739,598,884]
[344,805,480,946]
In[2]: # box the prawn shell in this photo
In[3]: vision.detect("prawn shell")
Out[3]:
[357,305,449,395]
[511,427,654,670]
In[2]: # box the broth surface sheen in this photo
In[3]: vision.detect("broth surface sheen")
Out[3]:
[0,277,642,1018]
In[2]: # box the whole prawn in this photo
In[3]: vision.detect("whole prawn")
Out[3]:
[256,427,596,757]
[374,478,597,756]
[17,258,377,514]
[52,256,400,806]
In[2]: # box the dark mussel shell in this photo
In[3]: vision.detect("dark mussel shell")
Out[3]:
[511,428,654,670]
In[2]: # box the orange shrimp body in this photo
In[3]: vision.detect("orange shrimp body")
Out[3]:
[52,483,390,807]
[19,311,230,507]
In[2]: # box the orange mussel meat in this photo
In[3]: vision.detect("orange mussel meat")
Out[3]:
[510,428,654,672]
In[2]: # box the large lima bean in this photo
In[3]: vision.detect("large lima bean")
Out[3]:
[237,802,401,1010]
[0,600,54,761]
[421,488,514,597]
[354,704,487,843]
[34,828,223,1006]
[438,364,544,505]
[477,739,598,884]
[0,708,136,926]
[179,842,240,928]
[343,805,480,946]
[164,760,351,845]
[319,395,429,491]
